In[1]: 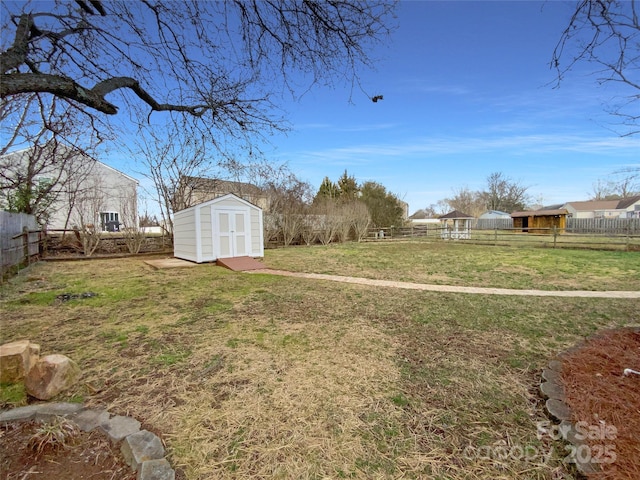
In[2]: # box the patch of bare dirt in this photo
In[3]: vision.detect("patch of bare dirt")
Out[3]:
[0,421,136,480]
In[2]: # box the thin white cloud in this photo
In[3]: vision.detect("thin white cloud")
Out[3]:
[290,133,640,164]
[295,122,399,133]
[395,77,472,96]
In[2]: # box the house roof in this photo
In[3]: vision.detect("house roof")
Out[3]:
[1,142,138,185]
[541,203,564,210]
[479,210,511,218]
[617,195,640,209]
[511,209,568,218]
[182,176,263,196]
[563,196,640,212]
[564,200,619,211]
[439,210,474,219]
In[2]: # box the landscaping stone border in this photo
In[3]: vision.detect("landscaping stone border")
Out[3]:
[540,356,599,476]
[0,403,175,480]
[540,328,640,477]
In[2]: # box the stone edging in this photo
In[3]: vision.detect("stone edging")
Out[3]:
[540,328,640,476]
[540,359,599,476]
[0,402,175,480]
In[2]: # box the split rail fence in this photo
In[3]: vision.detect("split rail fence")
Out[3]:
[363,218,640,251]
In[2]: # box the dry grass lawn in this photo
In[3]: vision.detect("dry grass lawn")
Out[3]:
[1,243,639,479]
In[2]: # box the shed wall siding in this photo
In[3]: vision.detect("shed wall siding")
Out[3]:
[173,209,198,261]
[199,205,214,260]
[250,209,261,253]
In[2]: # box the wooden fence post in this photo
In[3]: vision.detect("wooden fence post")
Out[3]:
[22,226,30,266]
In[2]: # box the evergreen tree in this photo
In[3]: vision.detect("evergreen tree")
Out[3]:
[337,170,359,200]
[360,181,404,228]
[315,176,339,201]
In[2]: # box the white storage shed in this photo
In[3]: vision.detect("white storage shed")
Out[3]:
[173,194,264,263]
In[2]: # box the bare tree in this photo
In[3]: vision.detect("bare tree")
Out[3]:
[481,172,530,213]
[553,0,639,135]
[134,122,215,234]
[412,202,449,219]
[120,187,145,254]
[3,1,395,224]
[313,198,341,245]
[71,174,107,256]
[280,210,305,247]
[2,1,395,136]
[348,200,372,242]
[590,170,640,199]
[300,216,318,246]
[334,207,352,243]
[444,187,485,218]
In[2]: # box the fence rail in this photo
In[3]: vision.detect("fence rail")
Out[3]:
[0,211,40,280]
[361,224,640,251]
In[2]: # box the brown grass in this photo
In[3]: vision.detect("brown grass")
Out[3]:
[1,253,639,479]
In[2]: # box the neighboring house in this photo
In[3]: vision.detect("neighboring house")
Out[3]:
[479,210,511,219]
[0,143,138,231]
[408,208,439,225]
[477,210,512,230]
[398,200,409,221]
[563,196,640,219]
[175,176,270,212]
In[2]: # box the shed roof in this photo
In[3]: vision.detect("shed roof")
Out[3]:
[174,193,261,214]
[439,210,474,219]
[511,209,567,218]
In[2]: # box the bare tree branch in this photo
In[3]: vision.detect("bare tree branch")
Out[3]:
[553,0,640,134]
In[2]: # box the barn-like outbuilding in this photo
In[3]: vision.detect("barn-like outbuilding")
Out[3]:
[173,194,264,263]
[511,208,568,233]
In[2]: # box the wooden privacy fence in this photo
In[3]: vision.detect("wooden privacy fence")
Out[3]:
[566,217,640,234]
[471,217,640,233]
[0,211,40,279]
[395,217,640,234]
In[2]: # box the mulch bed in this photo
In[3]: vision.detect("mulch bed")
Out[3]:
[0,420,136,480]
[560,327,640,480]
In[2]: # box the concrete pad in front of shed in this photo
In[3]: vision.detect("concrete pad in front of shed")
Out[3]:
[144,258,198,269]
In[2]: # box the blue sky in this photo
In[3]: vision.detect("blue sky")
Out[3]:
[257,0,639,214]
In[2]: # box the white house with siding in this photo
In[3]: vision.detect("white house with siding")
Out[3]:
[173,194,264,263]
[0,143,138,230]
[563,196,640,219]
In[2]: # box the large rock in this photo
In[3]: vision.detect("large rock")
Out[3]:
[0,340,40,383]
[24,354,81,400]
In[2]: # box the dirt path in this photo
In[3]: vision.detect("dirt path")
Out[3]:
[249,269,640,298]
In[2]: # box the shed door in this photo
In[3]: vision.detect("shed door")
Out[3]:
[215,209,249,258]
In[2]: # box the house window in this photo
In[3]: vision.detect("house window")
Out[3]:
[100,212,120,232]
[36,177,52,188]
